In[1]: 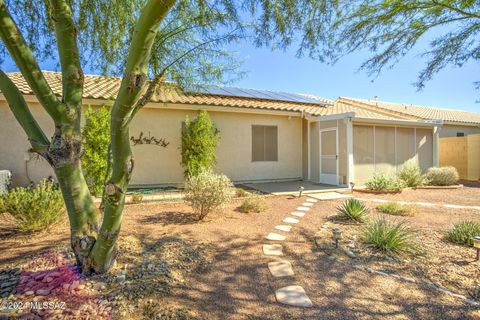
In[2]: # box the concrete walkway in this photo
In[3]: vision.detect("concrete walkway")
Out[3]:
[244,181,347,196]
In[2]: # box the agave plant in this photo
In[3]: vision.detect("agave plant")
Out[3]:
[336,198,369,223]
[362,217,417,255]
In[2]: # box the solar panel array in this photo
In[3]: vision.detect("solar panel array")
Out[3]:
[198,86,326,105]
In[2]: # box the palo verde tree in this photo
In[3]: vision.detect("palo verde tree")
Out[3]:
[0,0,334,273]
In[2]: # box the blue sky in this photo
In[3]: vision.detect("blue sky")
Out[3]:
[3,33,479,114]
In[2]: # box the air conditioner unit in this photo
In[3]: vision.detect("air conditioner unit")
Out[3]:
[0,170,12,194]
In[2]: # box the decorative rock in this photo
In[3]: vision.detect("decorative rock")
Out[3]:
[346,251,356,259]
[283,217,299,224]
[266,233,286,241]
[263,244,283,256]
[25,290,34,296]
[399,276,416,283]
[36,288,51,296]
[268,261,294,277]
[296,206,310,211]
[117,275,126,283]
[291,211,305,217]
[302,202,313,207]
[275,285,312,307]
[275,225,292,232]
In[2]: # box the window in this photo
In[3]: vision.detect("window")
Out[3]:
[456,132,465,137]
[252,125,278,161]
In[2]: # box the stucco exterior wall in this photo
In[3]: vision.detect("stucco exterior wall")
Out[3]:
[440,124,480,138]
[1,101,303,187]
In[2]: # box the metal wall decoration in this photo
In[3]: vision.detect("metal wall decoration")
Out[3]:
[130,131,170,147]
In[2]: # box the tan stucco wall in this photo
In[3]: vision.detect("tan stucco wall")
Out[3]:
[1,101,303,187]
[440,124,480,137]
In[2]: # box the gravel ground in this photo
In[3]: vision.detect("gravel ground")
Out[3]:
[0,192,479,319]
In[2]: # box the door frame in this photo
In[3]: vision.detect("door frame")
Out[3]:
[319,127,339,185]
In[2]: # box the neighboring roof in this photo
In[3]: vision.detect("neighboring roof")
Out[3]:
[339,97,480,125]
[305,95,407,120]
[5,71,330,115]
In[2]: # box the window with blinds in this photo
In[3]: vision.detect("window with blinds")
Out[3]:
[252,125,278,161]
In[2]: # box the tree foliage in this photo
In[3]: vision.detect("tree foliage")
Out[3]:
[82,106,110,197]
[181,110,219,177]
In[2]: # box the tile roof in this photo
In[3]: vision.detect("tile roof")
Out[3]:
[5,71,331,115]
[304,95,406,120]
[340,97,480,125]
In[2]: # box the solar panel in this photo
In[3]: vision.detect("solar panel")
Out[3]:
[197,85,326,105]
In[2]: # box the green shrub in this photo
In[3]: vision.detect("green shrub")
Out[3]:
[424,166,459,186]
[336,198,369,223]
[365,173,405,192]
[0,196,5,213]
[181,110,219,178]
[447,221,480,245]
[0,180,65,232]
[376,202,414,216]
[82,106,110,196]
[238,193,268,213]
[184,170,233,220]
[235,188,247,197]
[397,160,424,187]
[362,217,417,255]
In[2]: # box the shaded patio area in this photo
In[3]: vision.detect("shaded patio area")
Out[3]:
[243,180,348,196]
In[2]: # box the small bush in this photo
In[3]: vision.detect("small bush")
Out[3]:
[376,202,414,216]
[424,166,459,186]
[397,160,424,187]
[235,188,247,197]
[365,173,405,192]
[362,217,417,255]
[131,194,144,204]
[0,180,64,232]
[336,198,369,223]
[447,221,480,245]
[238,193,268,213]
[184,170,233,220]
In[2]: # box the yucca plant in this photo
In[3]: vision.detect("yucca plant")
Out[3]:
[447,221,480,245]
[376,202,414,216]
[336,198,369,223]
[362,217,417,255]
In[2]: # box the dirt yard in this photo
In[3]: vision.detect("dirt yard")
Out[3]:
[0,185,480,319]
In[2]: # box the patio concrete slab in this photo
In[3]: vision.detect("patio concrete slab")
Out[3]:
[291,211,305,217]
[283,217,299,224]
[243,180,347,196]
[275,225,292,232]
[263,244,283,256]
[268,261,294,277]
[275,285,313,307]
[267,233,286,241]
[308,192,352,201]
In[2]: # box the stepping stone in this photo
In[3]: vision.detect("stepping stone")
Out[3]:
[306,198,317,203]
[308,192,351,201]
[283,217,299,224]
[443,204,465,209]
[275,285,312,307]
[415,202,435,206]
[291,211,305,217]
[302,202,314,207]
[275,225,292,232]
[267,233,286,241]
[268,261,294,277]
[296,206,310,211]
[263,244,283,256]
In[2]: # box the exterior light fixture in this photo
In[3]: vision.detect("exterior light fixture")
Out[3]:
[332,227,343,248]
[472,236,480,261]
[299,186,304,198]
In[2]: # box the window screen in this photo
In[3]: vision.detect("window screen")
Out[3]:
[252,125,278,161]
[457,132,465,137]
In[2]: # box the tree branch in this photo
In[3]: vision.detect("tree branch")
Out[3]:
[0,70,50,155]
[0,1,66,122]
[50,0,84,121]
[431,0,480,19]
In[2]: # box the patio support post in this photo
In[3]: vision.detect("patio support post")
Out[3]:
[307,119,311,181]
[346,117,354,187]
[433,126,440,167]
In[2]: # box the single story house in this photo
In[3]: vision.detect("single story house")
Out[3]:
[337,97,480,138]
[1,72,441,188]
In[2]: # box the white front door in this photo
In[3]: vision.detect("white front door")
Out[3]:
[319,128,338,185]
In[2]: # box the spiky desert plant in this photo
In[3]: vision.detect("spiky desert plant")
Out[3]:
[447,221,480,245]
[336,198,369,223]
[376,202,415,216]
[362,217,417,255]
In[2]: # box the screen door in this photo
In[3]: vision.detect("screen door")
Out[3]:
[319,128,338,185]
